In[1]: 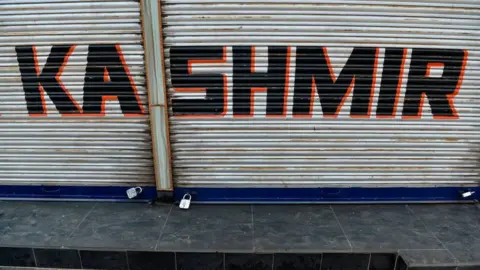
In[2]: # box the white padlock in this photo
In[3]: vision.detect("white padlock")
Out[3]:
[179,193,192,209]
[462,190,475,198]
[126,187,143,199]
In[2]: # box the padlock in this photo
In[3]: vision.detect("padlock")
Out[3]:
[462,191,475,198]
[126,187,143,199]
[179,193,192,209]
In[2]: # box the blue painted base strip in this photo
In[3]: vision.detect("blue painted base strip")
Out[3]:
[0,185,157,201]
[174,187,480,202]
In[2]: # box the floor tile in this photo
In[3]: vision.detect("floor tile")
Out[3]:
[33,248,81,269]
[0,202,21,238]
[225,253,273,270]
[156,205,253,252]
[395,256,408,270]
[0,202,95,247]
[127,251,175,270]
[176,252,224,270]
[408,267,456,270]
[69,203,171,250]
[0,247,35,267]
[0,202,20,229]
[369,253,396,270]
[273,253,322,270]
[349,225,442,251]
[409,204,480,227]
[254,205,342,227]
[398,249,456,266]
[409,205,480,238]
[409,204,480,263]
[443,240,480,264]
[0,268,44,270]
[333,205,420,227]
[80,250,128,270]
[254,205,350,252]
[320,253,369,270]
[334,205,443,251]
[457,266,480,270]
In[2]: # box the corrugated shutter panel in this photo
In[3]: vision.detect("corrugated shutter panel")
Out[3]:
[161,0,479,188]
[0,0,154,186]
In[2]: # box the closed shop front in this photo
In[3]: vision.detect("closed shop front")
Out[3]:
[0,0,156,200]
[160,0,480,202]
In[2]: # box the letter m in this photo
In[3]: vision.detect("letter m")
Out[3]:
[293,46,378,118]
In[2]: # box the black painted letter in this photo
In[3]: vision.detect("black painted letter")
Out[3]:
[170,46,226,117]
[83,44,144,116]
[16,45,81,115]
[293,47,378,118]
[402,48,467,119]
[376,48,407,118]
[232,46,290,117]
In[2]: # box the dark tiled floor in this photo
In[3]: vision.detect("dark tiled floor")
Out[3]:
[0,202,94,247]
[272,254,322,270]
[320,253,370,270]
[408,204,480,264]
[177,252,224,270]
[225,253,273,270]
[369,253,397,270]
[34,248,82,268]
[156,205,253,252]
[68,203,170,250]
[0,202,477,269]
[253,205,350,252]
[0,247,35,267]
[333,205,444,251]
[398,249,456,266]
[80,250,128,270]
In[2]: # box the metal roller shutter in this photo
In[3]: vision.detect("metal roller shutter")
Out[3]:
[161,1,479,191]
[0,0,154,196]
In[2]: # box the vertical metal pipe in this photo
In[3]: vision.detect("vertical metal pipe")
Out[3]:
[141,0,173,191]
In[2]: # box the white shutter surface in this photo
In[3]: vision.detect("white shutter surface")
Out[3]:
[0,0,154,186]
[161,0,480,188]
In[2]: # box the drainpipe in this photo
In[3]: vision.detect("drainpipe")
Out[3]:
[141,0,174,201]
